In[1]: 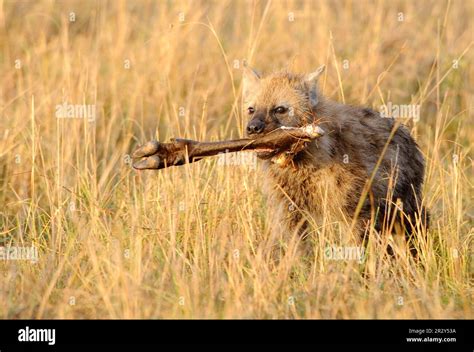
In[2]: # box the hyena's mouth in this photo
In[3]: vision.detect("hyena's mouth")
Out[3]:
[252,124,292,159]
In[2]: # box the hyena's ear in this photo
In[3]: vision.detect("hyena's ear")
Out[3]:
[242,62,261,103]
[305,65,325,107]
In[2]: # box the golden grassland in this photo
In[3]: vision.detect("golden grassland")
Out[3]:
[0,0,472,318]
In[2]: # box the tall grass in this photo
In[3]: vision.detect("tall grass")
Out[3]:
[0,0,472,318]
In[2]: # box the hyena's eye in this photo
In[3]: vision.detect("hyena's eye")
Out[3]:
[274,106,288,114]
[247,107,255,115]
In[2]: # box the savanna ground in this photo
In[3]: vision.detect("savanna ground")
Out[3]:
[0,0,472,319]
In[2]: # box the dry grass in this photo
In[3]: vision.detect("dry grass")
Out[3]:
[0,0,472,319]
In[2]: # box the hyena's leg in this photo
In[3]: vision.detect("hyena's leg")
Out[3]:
[264,199,309,262]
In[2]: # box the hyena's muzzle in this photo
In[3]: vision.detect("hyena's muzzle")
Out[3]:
[246,111,285,159]
[246,111,266,136]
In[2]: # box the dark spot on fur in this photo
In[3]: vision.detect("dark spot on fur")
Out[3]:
[362,108,376,117]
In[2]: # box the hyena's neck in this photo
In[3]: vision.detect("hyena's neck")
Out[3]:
[279,98,342,170]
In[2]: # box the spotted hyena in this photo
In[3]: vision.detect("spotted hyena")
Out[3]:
[242,64,429,251]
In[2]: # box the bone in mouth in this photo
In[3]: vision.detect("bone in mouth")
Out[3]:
[132,124,325,170]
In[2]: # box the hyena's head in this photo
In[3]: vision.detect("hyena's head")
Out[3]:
[242,64,325,138]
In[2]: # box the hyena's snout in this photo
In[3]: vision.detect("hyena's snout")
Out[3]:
[246,116,265,136]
